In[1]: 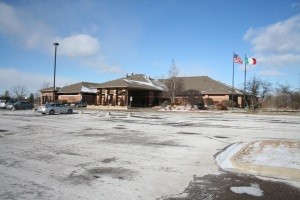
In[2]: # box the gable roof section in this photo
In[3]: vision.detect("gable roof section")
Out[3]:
[94,74,167,91]
[178,76,242,95]
[40,87,61,92]
[58,82,98,94]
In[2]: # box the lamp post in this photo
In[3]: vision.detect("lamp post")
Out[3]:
[107,95,110,111]
[128,96,133,117]
[53,42,59,102]
[106,94,111,116]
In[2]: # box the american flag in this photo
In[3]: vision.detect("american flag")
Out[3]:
[233,53,243,64]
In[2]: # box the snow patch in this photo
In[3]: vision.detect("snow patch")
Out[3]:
[230,183,263,197]
[81,86,96,93]
[238,141,300,169]
[215,143,245,170]
[124,75,166,91]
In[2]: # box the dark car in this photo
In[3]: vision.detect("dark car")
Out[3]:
[11,101,33,110]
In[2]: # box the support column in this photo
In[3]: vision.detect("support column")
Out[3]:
[149,92,154,106]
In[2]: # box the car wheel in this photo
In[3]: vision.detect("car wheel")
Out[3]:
[12,106,17,110]
[49,109,55,115]
[67,109,72,114]
[42,113,46,115]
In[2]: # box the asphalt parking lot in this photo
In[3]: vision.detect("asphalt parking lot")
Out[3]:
[0,109,299,199]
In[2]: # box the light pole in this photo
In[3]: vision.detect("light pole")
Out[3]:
[53,42,59,102]
[106,94,111,116]
[128,96,133,117]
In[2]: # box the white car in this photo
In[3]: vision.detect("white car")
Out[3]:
[0,100,7,109]
[37,103,73,115]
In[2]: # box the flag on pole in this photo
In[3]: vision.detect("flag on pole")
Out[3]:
[233,53,243,64]
[245,57,257,65]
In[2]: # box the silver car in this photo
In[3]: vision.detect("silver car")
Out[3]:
[0,100,8,109]
[37,103,73,115]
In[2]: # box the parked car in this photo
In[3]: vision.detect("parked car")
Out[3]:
[11,101,33,110]
[0,100,8,109]
[37,103,73,115]
[1,100,17,109]
[71,101,88,107]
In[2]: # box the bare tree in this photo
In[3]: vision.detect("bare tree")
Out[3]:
[40,81,51,89]
[246,76,271,110]
[12,85,27,100]
[34,92,40,100]
[274,83,300,109]
[182,89,203,106]
[163,60,184,103]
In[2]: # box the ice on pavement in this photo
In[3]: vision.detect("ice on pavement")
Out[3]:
[230,183,264,197]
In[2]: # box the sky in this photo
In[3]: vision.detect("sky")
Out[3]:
[0,0,300,96]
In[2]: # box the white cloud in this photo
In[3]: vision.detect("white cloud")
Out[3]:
[0,2,55,51]
[0,2,119,76]
[0,2,100,58]
[82,58,123,74]
[259,70,284,77]
[59,34,100,57]
[258,53,300,67]
[0,68,75,95]
[244,15,300,67]
[0,2,21,35]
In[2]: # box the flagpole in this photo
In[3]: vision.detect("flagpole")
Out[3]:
[232,52,234,110]
[244,54,247,108]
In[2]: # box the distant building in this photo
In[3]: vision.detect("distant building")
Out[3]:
[40,87,61,103]
[175,76,245,107]
[94,73,166,107]
[57,82,98,105]
[40,74,248,107]
[40,82,98,105]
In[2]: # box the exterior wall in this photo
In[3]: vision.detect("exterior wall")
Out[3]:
[43,88,245,108]
[95,88,161,107]
[40,91,57,104]
[238,96,243,107]
[58,94,81,103]
[203,94,230,103]
[58,94,96,105]
[83,94,96,105]
[96,88,128,106]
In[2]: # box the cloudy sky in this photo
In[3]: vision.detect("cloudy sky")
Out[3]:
[0,0,300,95]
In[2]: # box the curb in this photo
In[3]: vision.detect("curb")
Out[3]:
[230,140,300,182]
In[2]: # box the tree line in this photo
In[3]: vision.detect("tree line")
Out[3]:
[0,85,35,104]
[0,82,51,104]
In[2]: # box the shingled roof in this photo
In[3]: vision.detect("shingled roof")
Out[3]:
[94,74,167,91]
[58,82,98,94]
[178,76,242,95]
[40,87,61,92]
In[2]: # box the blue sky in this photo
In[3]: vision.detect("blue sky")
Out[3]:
[0,0,300,96]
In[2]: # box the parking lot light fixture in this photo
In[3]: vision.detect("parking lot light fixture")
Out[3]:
[107,95,111,115]
[53,42,59,102]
